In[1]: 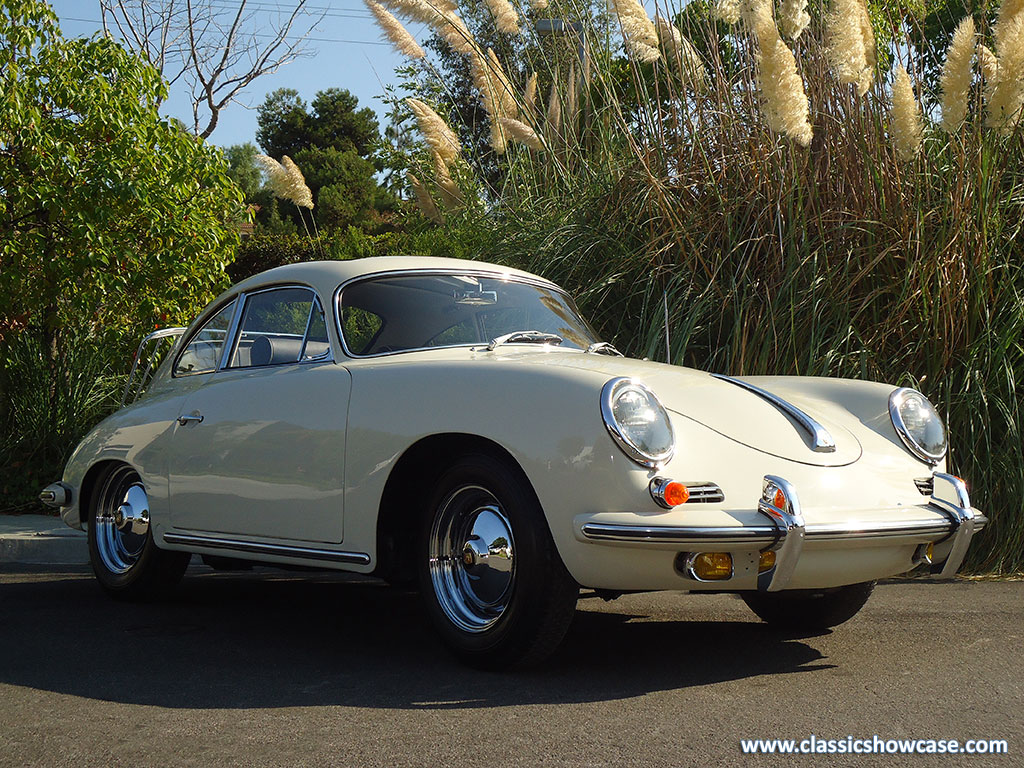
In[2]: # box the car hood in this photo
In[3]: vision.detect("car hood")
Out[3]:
[497,349,863,467]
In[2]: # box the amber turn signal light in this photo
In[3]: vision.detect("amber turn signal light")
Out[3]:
[663,482,689,506]
[758,549,776,573]
[773,488,787,510]
[650,477,690,508]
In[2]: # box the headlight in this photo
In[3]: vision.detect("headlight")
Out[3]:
[889,387,946,464]
[601,378,675,467]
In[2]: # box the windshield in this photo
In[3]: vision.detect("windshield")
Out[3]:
[338,273,599,356]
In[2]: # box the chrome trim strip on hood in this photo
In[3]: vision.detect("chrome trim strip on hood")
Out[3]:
[711,374,837,453]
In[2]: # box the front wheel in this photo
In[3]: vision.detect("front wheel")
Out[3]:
[87,464,190,600]
[741,581,876,630]
[418,454,579,669]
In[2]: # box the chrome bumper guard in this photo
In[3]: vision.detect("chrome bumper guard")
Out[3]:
[927,472,981,579]
[757,475,805,592]
[579,472,986,591]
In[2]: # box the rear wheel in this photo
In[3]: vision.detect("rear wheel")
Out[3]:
[87,464,190,600]
[741,581,876,630]
[418,454,579,669]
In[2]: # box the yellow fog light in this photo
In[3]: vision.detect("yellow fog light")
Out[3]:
[690,552,733,580]
[758,549,777,573]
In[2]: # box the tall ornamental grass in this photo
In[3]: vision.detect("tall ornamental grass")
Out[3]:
[372,0,1024,573]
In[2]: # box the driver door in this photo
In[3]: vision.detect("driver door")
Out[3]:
[166,286,349,544]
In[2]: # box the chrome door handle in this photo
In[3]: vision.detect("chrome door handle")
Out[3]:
[177,412,204,426]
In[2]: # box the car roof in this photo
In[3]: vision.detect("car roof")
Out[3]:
[229,256,556,297]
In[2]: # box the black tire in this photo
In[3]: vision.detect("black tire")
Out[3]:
[418,454,579,669]
[741,581,876,630]
[87,464,190,600]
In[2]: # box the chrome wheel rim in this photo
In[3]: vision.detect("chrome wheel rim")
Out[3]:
[428,484,516,633]
[95,467,150,575]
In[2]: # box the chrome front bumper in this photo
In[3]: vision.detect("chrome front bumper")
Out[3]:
[579,472,986,592]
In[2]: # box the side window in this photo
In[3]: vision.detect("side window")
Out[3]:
[229,287,330,368]
[173,300,237,376]
[341,306,383,355]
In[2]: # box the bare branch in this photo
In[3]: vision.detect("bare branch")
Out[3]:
[99,0,321,139]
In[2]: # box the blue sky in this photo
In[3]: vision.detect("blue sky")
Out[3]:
[51,0,416,149]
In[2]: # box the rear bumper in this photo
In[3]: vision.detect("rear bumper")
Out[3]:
[577,472,985,591]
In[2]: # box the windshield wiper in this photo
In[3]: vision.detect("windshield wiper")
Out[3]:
[585,341,623,357]
[487,330,564,351]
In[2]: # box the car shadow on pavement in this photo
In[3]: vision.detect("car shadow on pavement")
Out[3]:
[0,567,835,710]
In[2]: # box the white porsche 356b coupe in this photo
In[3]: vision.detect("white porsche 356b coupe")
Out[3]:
[42,257,985,667]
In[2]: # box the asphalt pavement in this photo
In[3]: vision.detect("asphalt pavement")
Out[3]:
[0,563,1020,767]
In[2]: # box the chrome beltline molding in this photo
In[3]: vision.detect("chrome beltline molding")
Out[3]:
[711,374,837,453]
[580,515,981,545]
[162,532,371,565]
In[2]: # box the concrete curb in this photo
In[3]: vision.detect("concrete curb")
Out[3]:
[0,515,89,565]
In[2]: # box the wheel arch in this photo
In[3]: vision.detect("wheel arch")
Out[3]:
[373,432,543,582]
[78,459,130,527]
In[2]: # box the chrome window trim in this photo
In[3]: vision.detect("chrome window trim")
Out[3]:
[711,374,837,453]
[172,283,335,378]
[171,297,242,378]
[224,284,334,370]
[219,294,247,370]
[889,387,946,465]
[600,377,676,468]
[122,327,188,405]
[162,532,371,565]
[332,268,594,360]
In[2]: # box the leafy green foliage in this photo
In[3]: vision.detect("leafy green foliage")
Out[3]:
[0,0,242,511]
[229,232,323,282]
[257,87,380,157]
[0,0,242,349]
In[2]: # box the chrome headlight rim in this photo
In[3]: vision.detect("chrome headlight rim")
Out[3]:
[600,377,675,468]
[889,387,947,465]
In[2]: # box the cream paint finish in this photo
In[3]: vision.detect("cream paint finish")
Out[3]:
[166,361,349,543]
[59,257,974,592]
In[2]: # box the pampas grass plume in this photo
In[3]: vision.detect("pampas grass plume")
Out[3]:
[979,44,1000,82]
[406,98,462,164]
[257,154,313,209]
[995,0,1024,52]
[524,72,538,115]
[255,154,290,200]
[281,156,314,209]
[778,0,811,41]
[655,14,707,85]
[431,152,465,207]
[714,0,741,25]
[498,117,545,150]
[986,14,1024,133]
[407,171,444,223]
[891,65,923,161]
[546,81,562,136]
[940,16,975,132]
[750,0,813,146]
[483,0,520,35]
[828,0,874,96]
[382,0,477,57]
[610,0,660,62]
[365,0,425,60]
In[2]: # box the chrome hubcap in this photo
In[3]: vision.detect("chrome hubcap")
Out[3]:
[429,485,516,633]
[96,470,149,574]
